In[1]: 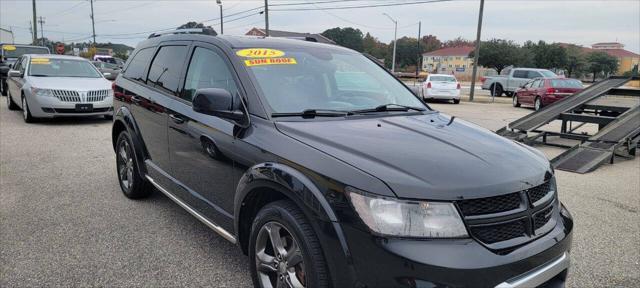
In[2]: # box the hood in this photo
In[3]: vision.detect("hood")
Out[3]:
[28,76,111,91]
[276,112,551,200]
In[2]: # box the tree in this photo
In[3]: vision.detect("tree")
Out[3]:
[420,34,442,53]
[321,27,364,52]
[586,51,618,81]
[470,39,521,74]
[529,41,567,69]
[362,33,387,59]
[385,37,420,70]
[177,22,217,35]
[563,45,588,78]
[443,37,474,48]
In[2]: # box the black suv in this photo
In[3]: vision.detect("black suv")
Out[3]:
[111,30,573,288]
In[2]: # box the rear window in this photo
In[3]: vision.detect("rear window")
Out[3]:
[2,45,49,58]
[123,48,154,82]
[540,70,558,78]
[512,70,528,78]
[550,79,583,88]
[430,76,456,82]
[146,45,188,95]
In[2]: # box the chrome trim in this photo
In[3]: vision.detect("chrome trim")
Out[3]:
[532,189,555,207]
[145,175,237,244]
[495,252,569,288]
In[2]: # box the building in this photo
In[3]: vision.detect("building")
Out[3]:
[421,46,493,79]
[0,27,14,44]
[245,27,335,44]
[592,42,625,50]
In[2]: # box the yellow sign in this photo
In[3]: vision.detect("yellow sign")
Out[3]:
[236,48,285,58]
[2,45,16,51]
[31,58,51,64]
[245,58,297,67]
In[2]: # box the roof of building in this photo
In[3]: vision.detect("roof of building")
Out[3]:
[592,42,623,46]
[558,43,639,58]
[423,46,474,57]
[245,27,335,44]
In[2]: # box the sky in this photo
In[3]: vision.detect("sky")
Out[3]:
[1,0,639,53]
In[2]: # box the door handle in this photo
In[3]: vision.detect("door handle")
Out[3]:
[169,114,185,124]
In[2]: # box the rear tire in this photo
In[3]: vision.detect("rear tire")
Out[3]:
[512,94,521,107]
[534,97,543,111]
[453,99,460,104]
[491,84,503,97]
[249,200,329,288]
[115,131,152,199]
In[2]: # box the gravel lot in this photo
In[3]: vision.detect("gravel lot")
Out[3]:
[1,96,638,287]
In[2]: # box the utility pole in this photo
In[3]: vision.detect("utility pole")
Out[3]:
[37,16,45,47]
[29,22,34,44]
[217,0,223,34]
[383,13,398,73]
[469,0,485,102]
[416,21,422,78]
[32,0,37,44]
[90,0,96,45]
[264,0,269,36]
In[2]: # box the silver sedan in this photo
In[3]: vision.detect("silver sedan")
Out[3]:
[6,54,113,123]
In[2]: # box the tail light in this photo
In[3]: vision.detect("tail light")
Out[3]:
[426,82,432,89]
[456,83,461,89]
[480,77,486,83]
[546,87,557,94]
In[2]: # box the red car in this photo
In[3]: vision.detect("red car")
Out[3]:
[513,78,584,110]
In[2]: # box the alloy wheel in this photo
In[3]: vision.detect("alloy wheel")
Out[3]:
[255,222,306,288]
[117,140,134,191]
[535,98,542,111]
[22,98,28,119]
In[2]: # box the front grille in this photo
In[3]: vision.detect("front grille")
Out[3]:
[458,180,557,250]
[458,192,521,216]
[87,89,110,102]
[52,89,111,102]
[53,107,111,113]
[534,205,554,230]
[470,219,527,244]
[527,181,553,205]
[52,89,80,102]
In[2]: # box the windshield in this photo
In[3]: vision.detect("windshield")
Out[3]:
[29,58,102,78]
[430,76,456,82]
[238,48,425,114]
[539,70,557,77]
[2,46,49,59]
[550,79,583,88]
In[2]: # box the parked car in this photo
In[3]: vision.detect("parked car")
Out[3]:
[92,61,121,80]
[112,30,573,288]
[420,74,461,104]
[1,44,50,96]
[481,68,558,97]
[513,78,584,111]
[6,54,113,122]
[93,55,118,65]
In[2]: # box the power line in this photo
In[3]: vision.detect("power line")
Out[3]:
[48,1,87,18]
[270,0,366,6]
[271,0,451,11]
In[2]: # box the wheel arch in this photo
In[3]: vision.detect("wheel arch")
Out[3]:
[112,106,149,177]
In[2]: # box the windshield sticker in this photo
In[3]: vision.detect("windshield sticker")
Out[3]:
[31,58,51,64]
[236,48,285,58]
[2,45,16,51]
[245,57,297,67]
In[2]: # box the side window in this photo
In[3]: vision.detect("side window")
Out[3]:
[12,57,23,71]
[19,57,28,73]
[147,45,188,95]
[123,47,154,82]
[182,47,239,102]
[512,70,528,78]
[527,71,542,79]
[538,80,546,88]
[530,80,540,88]
[524,81,532,88]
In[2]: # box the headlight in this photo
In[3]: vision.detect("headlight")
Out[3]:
[31,87,53,97]
[347,187,468,238]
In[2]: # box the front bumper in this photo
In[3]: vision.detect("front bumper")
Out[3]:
[341,204,573,288]
[27,95,113,118]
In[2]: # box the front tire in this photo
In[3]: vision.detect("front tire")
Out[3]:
[512,94,521,107]
[249,200,329,288]
[22,96,36,123]
[534,97,543,111]
[115,131,152,199]
[7,90,19,110]
[491,84,503,97]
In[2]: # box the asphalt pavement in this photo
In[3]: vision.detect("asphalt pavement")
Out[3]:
[1,96,638,287]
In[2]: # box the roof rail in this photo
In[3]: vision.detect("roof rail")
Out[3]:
[279,36,318,42]
[148,28,217,39]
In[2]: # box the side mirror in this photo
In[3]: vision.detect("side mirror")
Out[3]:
[8,70,23,78]
[193,88,248,126]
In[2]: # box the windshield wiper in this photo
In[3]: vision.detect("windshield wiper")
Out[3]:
[271,109,353,119]
[351,103,426,114]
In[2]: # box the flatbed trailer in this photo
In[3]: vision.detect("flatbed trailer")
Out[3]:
[497,76,640,173]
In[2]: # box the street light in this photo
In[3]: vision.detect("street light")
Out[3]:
[383,12,398,73]
[217,0,223,35]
